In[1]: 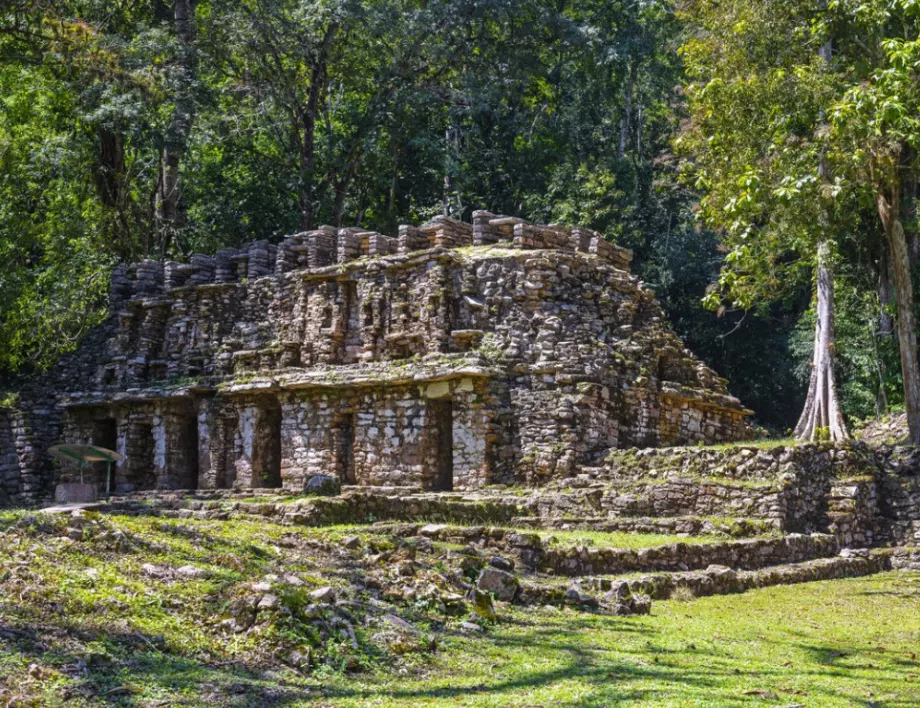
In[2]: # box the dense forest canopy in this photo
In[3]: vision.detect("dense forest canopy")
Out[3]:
[1,0,915,433]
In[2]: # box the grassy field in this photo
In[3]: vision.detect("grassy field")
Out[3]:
[0,510,917,707]
[326,573,920,707]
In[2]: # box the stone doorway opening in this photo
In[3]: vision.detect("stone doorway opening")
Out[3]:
[256,405,282,489]
[181,414,199,490]
[91,418,117,491]
[333,413,356,484]
[430,399,454,491]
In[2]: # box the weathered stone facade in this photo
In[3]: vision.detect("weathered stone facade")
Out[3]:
[1,213,752,504]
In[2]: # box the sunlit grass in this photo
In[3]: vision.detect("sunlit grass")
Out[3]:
[0,508,917,706]
[701,436,800,451]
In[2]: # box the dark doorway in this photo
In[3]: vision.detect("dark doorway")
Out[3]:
[182,415,199,489]
[92,418,118,492]
[431,399,454,491]
[219,415,238,489]
[334,413,356,484]
[259,406,282,488]
[93,418,117,450]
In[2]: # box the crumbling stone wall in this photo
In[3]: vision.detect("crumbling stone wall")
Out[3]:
[2,212,753,503]
[873,446,920,545]
[604,442,917,543]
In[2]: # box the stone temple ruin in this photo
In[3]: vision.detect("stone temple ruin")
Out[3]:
[1,212,750,504]
[2,211,919,621]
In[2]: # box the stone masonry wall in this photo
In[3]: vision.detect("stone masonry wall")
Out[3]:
[603,442,916,544]
[2,212,751,503]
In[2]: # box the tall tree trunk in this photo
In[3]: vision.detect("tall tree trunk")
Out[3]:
[442,125,452,217]
[387,139,400,230]
[442,119,463,218]
[795,240,849,441]
[300,112,317,230]
[333,178,351,227]
[901,145,920,266]
[877,185,920,444]
[874,242,893,416]
[94,126,125,209]
[618,60,636,161]
[795,29,848,442]
[298,23,337,231]
[94,125,135,258]
[155,0,197,256]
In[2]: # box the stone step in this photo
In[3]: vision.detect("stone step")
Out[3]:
[392,523,838,578]
[889,519,920,546]
[537,533,839,577]
[511,515,780,538]
[578,548,894,601]
[104,491,529,527]
[530,477,785,523]
[101,481,789,529]
[99,466,834,536]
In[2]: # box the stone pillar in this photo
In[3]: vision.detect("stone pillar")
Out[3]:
[451,379,491,490]
[151,412,168,487]
[196,399,215,489]
[232,401,281,489]
[113,417,129,492]
[234,405,257,488]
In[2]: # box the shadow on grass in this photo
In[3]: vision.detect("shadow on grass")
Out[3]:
[4,598,920,707]
[1,621,313,706]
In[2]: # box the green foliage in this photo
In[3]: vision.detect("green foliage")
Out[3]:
[678,0,920,426]
[0,0,865,429]
[677,0,839,311]
[0,61,115,371]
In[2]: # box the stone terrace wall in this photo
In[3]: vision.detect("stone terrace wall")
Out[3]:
[873,446,920,545]
[603,442,918,544]
[604,443,879,481]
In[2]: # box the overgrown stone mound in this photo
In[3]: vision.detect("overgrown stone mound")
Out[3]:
[855,413,910,446]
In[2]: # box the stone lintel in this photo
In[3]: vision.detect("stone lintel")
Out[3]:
[59,386,212,408]
[223,366,494,395]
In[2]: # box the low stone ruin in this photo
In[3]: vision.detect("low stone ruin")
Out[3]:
[1,211,751,504]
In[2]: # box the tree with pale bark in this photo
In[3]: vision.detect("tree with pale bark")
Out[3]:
[678,0,853,441]
[681,0,920,444]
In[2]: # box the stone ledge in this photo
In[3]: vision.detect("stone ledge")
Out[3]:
[582,550,892,600]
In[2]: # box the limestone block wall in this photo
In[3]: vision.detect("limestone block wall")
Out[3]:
[277,377,492,492]
[2,211,756,504]
[874,446,920,545]
[603,443,913,541]
[0,387,64,505]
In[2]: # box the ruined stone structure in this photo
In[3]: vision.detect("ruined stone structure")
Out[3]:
[0,212,751,504]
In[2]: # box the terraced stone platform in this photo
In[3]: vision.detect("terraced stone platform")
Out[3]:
[66,468,919,612]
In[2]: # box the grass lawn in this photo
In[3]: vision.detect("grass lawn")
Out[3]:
[701,437,800,451]
[0,510,917,707]
[325,573,920,707]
